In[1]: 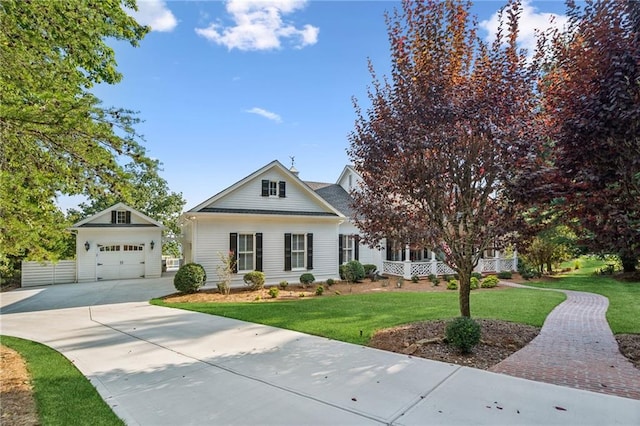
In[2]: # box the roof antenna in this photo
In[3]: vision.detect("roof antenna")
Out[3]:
[289,156,299,176]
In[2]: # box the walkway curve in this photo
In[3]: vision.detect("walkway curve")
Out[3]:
[491,281,640,400]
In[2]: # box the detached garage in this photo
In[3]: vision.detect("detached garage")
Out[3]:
[70,203,164,282]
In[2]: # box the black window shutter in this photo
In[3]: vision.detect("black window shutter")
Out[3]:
[125,211,131,224]
[306,233,313,270]
[338,234,344,264]
[255,233,263,272]
[111,211,117,224]
[229,233,238,273]
[261,180,269,196]
[278,181,286,198]
[354,235,360,261]
[386,239,392,261]
[284,233,291,271]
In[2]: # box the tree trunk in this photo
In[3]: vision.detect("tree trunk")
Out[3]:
[620,250,638,273]
[458,268,472,317]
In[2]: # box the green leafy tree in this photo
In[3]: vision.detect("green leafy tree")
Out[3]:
[0,1,150,263]
[348,0,536,317]
[521,225,577,275]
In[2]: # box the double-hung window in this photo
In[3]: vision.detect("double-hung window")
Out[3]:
[339,234,359,264]
[230,233,263,273]
[238,234,254,272]
[269,181,278,196]
[291,234,305,269]
[342,235,354,263]
[284,233,312,271]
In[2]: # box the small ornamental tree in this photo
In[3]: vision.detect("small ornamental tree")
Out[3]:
[216,251,236,295]
[348,0,536,317]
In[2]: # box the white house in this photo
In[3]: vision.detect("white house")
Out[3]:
[69,202,164,282]
[180,160,383,287]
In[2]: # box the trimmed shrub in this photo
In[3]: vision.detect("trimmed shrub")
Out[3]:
[268,287,279,298]
[428,274,440,286]
[517,258,538,280]
[279,280,289,289]
[300,273,315,288]
[481,275,499,288]
[363,264,377,278]
[445,316,481,353]
[326,278,335,286]
[470,276,480,290]
[446,279,458,290]
[243,271,265,291]
[343,260,365,283]
[315,285,324,296]
[411,274,419,283]
[339,264,347,280]
[471,272,483,280]
[174,263,207,294]
[497,271,512,279]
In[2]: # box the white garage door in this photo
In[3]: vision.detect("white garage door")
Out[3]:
[97,244,145,281]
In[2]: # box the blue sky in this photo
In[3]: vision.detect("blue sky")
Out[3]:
[68,0,568,211]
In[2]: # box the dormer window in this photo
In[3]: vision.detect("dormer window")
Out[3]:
[261,180,286,198]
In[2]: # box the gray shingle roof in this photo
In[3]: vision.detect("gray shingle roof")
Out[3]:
[307,182,355,217]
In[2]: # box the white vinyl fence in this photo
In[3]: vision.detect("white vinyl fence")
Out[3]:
[21,260,76,287]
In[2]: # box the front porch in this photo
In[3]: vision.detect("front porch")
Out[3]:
[381,245,517,279]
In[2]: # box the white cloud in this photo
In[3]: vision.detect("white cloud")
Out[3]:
[479,0,568,57]
[195,0,319,51]
[129,0,178,32]
[246,107,282,123]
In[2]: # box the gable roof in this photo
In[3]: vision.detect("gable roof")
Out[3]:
[69,202,164,229]
[336,165,358,187]
[187,160,345,217]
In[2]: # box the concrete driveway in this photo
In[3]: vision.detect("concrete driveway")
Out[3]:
[1,277,639,425]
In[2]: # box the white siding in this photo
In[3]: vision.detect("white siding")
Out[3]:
[337,167,363,193]
[209,169,332,214]
[191,215,341,286]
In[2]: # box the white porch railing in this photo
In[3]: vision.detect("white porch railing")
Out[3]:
[382,256,517,279]
[162,257,182,272]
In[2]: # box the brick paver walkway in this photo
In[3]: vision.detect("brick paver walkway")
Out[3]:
[490,282,640,400]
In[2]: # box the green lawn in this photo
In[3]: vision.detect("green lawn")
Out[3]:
[524,256,640,334]
[0,335,124,426]
[152,288,566,345]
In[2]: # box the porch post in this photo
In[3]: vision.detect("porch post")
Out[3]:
[404,244,412,279]
[513,249,518,271]
[431,251,438,276]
